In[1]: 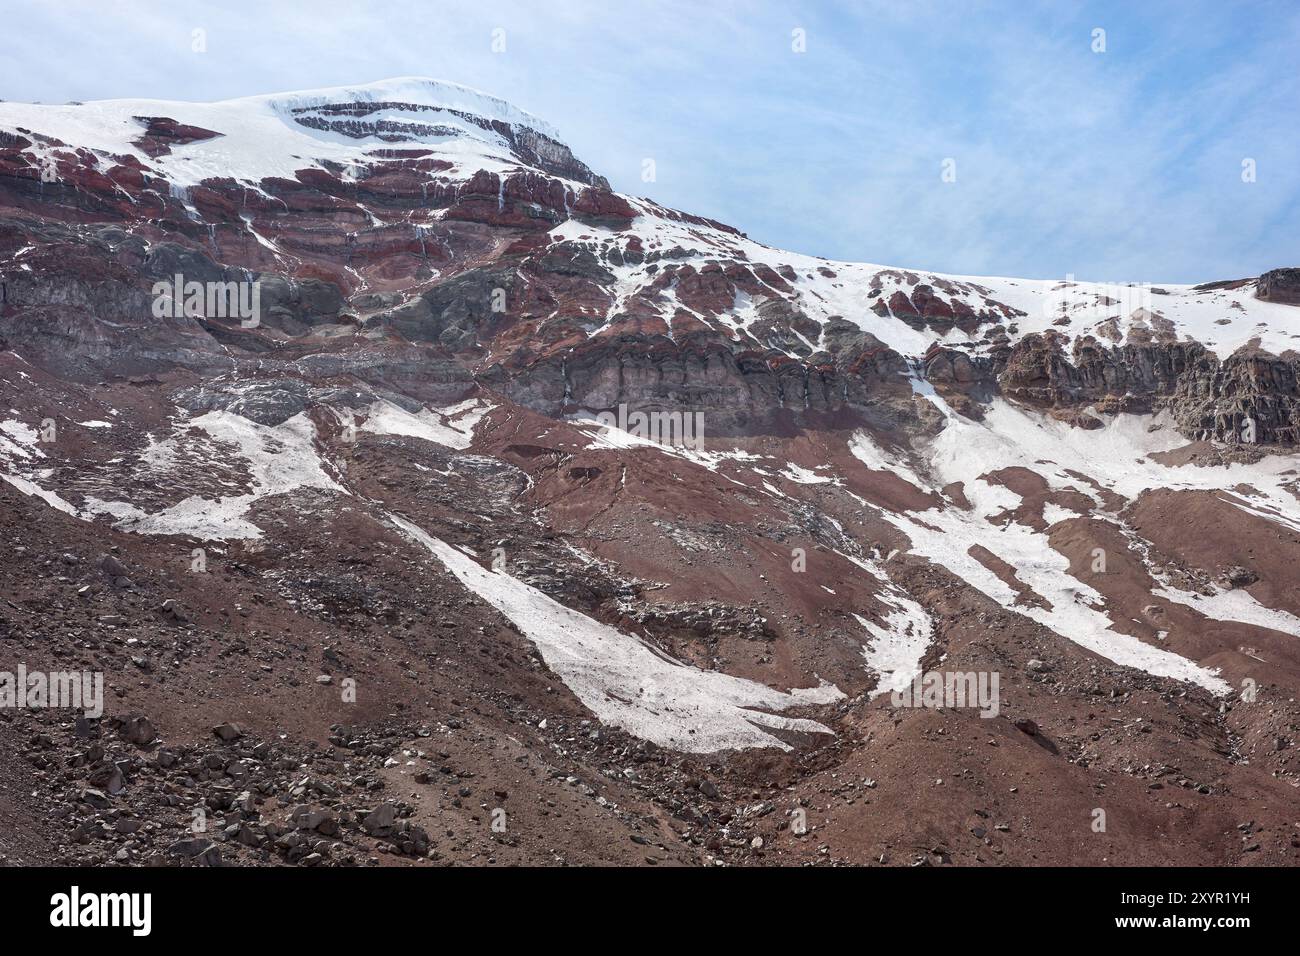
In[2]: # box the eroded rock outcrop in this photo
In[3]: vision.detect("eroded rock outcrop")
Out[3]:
[995,332,1300,443]
[1257,268,1300,306]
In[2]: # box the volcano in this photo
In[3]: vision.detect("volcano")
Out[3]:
[2,78,1299,867]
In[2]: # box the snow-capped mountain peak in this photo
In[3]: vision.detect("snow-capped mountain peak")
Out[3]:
[249,76,567,143]
[0,76,606,190]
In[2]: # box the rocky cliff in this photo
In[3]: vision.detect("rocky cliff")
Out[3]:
[3,80,1296,446]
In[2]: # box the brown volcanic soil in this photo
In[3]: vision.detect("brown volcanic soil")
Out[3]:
[0,415,700,867]
[4,383,1300,868]
[1128,487,1300,618]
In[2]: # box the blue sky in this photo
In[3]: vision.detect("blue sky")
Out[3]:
[3,0,1297,282]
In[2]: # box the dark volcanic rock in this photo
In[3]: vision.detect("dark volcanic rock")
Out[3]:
[1256,268,1300,306]
[1168,345,1300,444]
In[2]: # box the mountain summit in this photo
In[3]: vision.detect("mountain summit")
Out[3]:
[0,76,608,189]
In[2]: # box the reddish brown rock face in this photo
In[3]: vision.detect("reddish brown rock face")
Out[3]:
[132,116,223,157]
[570,186,637,223]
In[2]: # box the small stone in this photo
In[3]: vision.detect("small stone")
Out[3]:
[167,837,212,858]
[1013,718,1040,736]
[123,715,156,747]
[213,723,243,742]
[361,803,397,835]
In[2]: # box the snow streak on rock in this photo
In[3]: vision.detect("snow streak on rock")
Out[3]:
[388,514,843,753]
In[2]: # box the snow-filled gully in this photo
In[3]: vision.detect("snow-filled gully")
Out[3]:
[387,513,843,753]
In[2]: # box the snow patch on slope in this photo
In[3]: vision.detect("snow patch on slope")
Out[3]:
[1155,580,1300,636]
[850,401,1251,694]
[87,411,343,539]
[0,419,81,513]
[884,500,1232,693]
[389,513,843,753]
[854,597,934,698]
[359,399,493,450]
[0,419,44,461]
[1123,531,1300,637]
[1,472,80,515]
